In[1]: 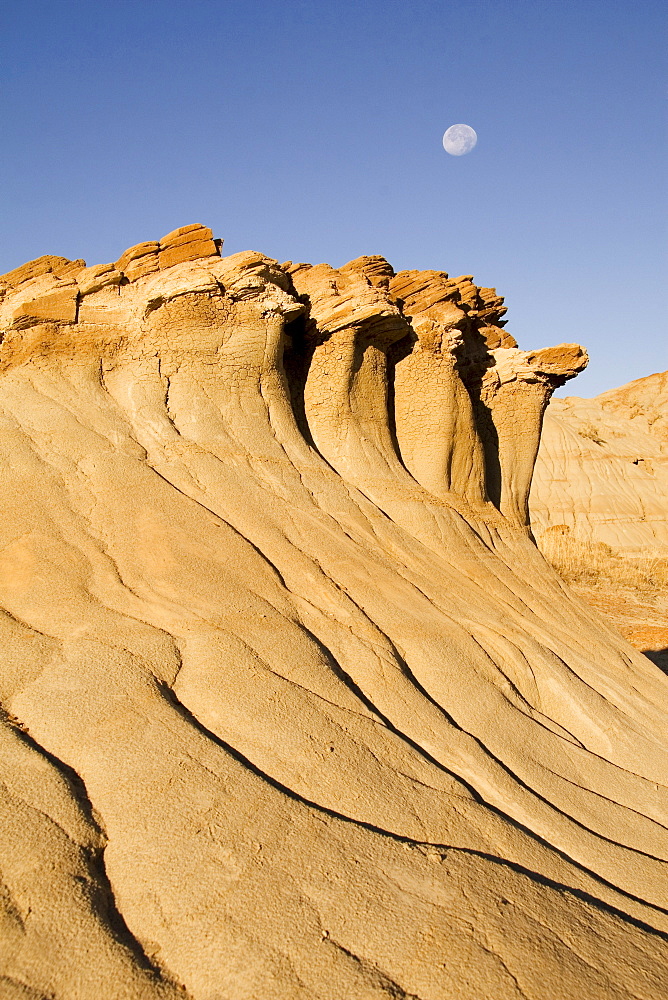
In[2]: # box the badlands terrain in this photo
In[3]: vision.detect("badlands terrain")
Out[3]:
[0,225,667,999]
[532,372,668,673]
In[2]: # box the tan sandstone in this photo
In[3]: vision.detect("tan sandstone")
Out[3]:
[0,228,666,1000]
[532,370,668,554]
[531,370,668,672]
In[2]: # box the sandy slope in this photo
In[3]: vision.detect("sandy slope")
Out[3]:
[0,228,667,1000]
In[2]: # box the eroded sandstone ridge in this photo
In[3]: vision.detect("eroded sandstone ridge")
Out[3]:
[0,226,666,1000]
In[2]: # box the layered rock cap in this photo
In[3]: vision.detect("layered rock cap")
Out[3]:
[0,225,586,527]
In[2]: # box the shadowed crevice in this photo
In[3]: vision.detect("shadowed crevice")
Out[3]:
[644,648,668,676]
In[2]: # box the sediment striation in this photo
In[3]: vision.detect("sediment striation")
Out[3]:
[532,371,668,555]
[1,226,666,999]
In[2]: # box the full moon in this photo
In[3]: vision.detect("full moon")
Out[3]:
[442,124,477,156]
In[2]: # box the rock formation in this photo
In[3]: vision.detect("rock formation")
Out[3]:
[0,226,666,1000]
[531,372,668,672]
[532,371,668,555]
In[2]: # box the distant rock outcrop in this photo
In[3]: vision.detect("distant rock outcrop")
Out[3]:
[531,372,668,672]
[531,371,668,555]
[0,228,666,1000]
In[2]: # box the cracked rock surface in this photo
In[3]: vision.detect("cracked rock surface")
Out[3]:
[0,227,666,999]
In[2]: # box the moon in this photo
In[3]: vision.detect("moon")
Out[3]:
[442,124,477,156]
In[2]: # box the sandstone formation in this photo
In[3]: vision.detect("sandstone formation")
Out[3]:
[0,227,666,1000]
[531,371,668,555]
[531,372,668,672]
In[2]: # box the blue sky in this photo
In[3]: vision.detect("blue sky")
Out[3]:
[3,0,666,394]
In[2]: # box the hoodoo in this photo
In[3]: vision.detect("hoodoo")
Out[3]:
[0,227,666,999]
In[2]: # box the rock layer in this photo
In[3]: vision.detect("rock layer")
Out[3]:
[0,229,666,1000]
[531,371,668,674]
[532,371,668,555]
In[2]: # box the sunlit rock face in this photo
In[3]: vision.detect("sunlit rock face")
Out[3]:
[0,227,666,1000]
[532,371,668,556]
